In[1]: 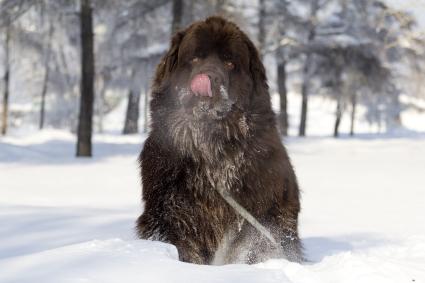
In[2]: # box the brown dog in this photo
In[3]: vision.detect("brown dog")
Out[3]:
[136,16,302,264]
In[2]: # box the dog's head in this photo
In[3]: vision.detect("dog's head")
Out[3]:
[152,16,269,122]
[150,17,275,158]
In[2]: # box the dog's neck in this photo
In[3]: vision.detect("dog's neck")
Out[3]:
[166,108,250,164]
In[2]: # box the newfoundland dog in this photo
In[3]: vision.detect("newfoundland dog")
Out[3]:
[136,16,302,264]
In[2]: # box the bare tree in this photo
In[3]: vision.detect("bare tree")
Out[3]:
[350,92,357,136]
[277,58,288,135]
[76,0,95,157]
[39,21,54,130]
[143,83,149,133]
[1,19,11,136]
[95,68,111,133]
[257,0,266,59]
[171,0,184,34]
[123,68,140,134]
[333,88,343,137]
[263,1,303,136]
[332,58,344,137]
[299,0,319,137]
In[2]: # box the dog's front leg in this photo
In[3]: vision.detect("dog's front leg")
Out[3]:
[136,202,210,264]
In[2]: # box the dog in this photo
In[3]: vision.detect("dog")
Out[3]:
[136,16,303,264]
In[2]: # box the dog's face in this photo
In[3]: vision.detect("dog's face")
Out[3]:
[174,22,253,120]
[153,17,267,123]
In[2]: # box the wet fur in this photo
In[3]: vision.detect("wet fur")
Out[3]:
[136,16,303,264]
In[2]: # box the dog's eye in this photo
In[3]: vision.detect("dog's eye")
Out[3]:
[224,61,234,70]
[191,57,200,64]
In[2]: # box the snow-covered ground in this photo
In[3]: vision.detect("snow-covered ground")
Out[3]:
[1,129,424,283]
[1,92,425,283]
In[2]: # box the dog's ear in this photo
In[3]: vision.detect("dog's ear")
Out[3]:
[153,31,185,89]
[245,38,268,94]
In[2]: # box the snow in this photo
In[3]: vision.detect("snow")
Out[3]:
[1,102,425,282]
[385,0,425,28]
[1,129,424,283]
[270,91,425,136]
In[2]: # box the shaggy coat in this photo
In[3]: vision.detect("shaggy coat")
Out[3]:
[136,16,302,264]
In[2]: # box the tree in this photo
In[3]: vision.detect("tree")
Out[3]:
[76,0,95,157]
[105,1,170,135]
[277,58,288,135]
[171,0,184,34]
[1,18,11,136]
[39,20,54,130]
[255,0,303,136]
[143,83,149,133]
[332,64,343,138]
[298,0,319,137]
[123,68,140,134]
[349,90,356,136]
[257,0,266,59]
[0,0,423,139]
[257,0,287,135]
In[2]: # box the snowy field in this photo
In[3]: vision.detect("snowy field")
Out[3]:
[1,129,425,283]
[1,93,425,283]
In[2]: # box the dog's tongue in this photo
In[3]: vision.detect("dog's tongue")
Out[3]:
[190,74,212,97]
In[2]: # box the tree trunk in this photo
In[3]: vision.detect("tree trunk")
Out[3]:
[39,66,49,130]
[76,0,95,157]
[334,97,343,138]
[123,70,141,134]
[299,56,311,137]
[171,0,184,35]
[97,78,107,133]
[39,23,54,130]
[143,83,149,133]
[391,93,402,128]
[277,61,288,136]
[350,93,357,136]
[1,22,11,136]
[258,0,266,58]
[299,85,308,136]
[298,0,318,137]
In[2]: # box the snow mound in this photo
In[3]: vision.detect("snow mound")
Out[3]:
[1,237,424,283]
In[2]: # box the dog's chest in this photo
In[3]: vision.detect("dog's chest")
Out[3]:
[191,154,247,262]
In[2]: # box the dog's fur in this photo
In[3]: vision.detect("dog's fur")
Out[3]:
[136,16,302,264]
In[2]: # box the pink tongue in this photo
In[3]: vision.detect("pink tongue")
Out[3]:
[190,74,212,97]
